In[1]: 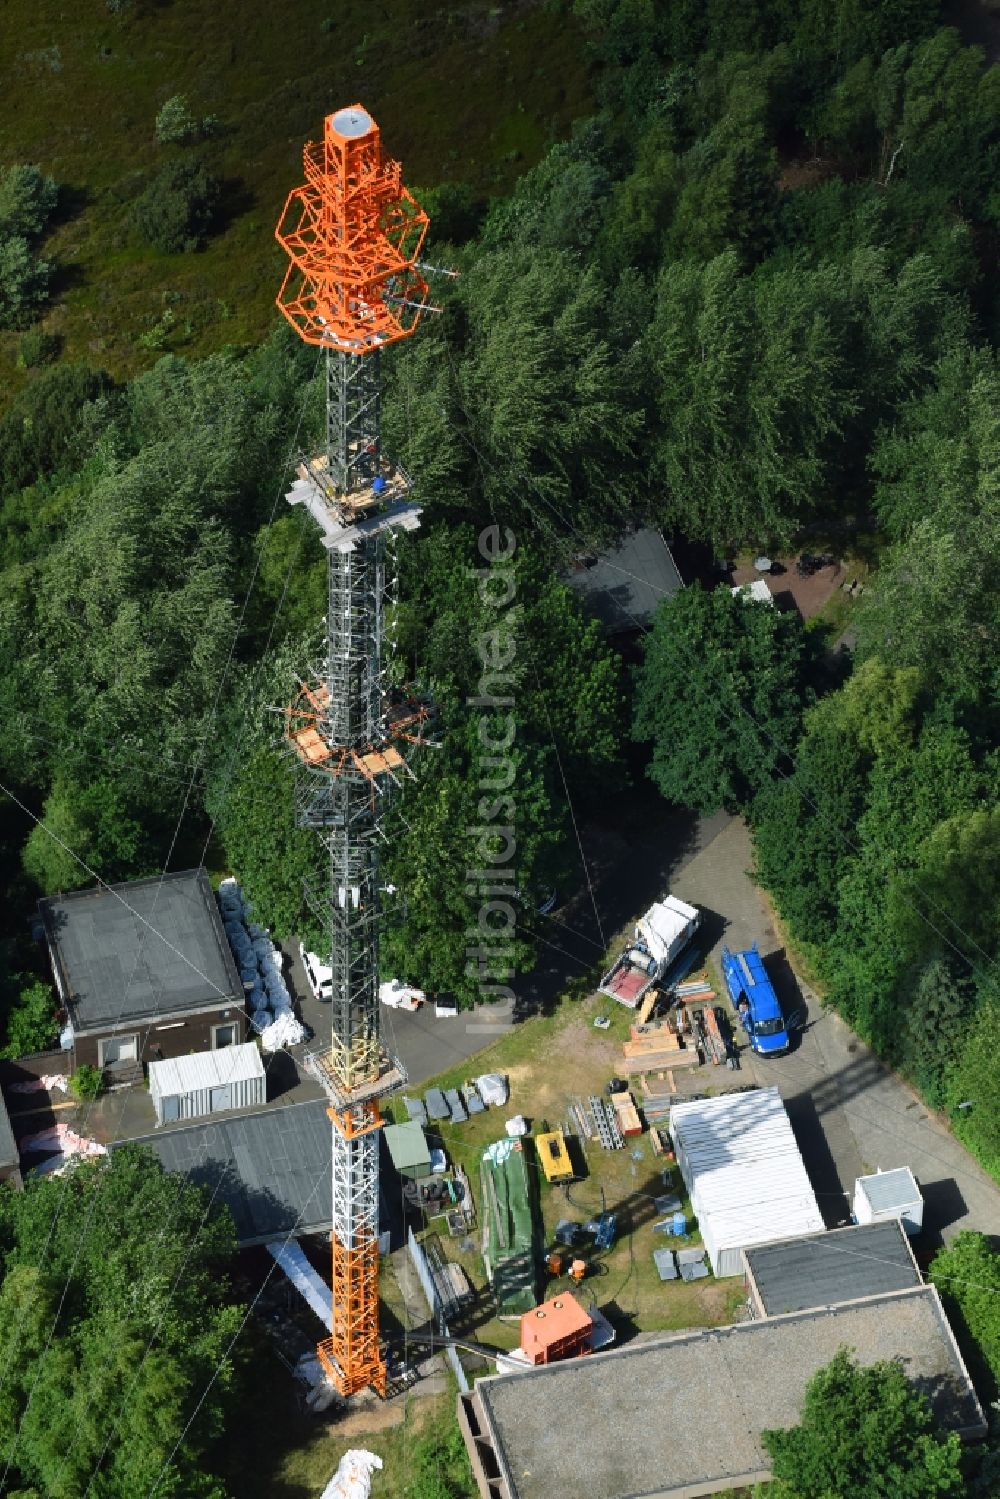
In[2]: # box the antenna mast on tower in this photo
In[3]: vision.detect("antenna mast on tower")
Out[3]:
[275,104,431,1398]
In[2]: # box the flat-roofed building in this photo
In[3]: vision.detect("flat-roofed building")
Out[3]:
[743,1220,922,1319]
[565,529,682,637]
[458,1286,985,1499]
[39,868,246,1084]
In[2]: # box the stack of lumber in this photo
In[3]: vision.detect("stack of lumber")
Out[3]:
[609,1089,642,1137]
[622,1019,701,1077]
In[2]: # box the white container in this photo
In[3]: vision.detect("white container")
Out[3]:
[853,1168,923,1236]
[670,1088,825,1276]
[149,1042,265,1126]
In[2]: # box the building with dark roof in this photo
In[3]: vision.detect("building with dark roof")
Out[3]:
[564,528,682,636]
[458,1286,985,1499]
[743,1221,922,1319]
[117,1098,399,1251]
[39,868,246,1081]
[117,1099,333,1247]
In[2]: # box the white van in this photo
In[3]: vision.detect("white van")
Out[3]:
[299,943,333,1003]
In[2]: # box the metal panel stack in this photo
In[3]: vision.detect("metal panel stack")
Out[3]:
[588,1096,624,1151]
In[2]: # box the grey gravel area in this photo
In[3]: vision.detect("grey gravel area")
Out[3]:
[476,1288,984,1499]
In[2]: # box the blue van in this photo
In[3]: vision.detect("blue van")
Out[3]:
[720,944,790,1056]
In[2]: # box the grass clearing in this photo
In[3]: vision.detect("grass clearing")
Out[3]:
[394,986,747,1355]
[0,0,592,394]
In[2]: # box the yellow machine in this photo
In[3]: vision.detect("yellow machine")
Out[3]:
[535,1129,574,1185]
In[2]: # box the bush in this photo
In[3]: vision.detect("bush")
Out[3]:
[154,94,219,146]
[15,328,59,369]
[0,364,110,498]
[131,157,220,253]
[0,235,51,330]
[155,94,198,145]
[419,181,486,245]
[0,164,58,239]
[69,1064,103,1100]
[0,979,58,1059]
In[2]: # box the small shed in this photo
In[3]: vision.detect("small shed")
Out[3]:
[669,1088,824,1277]
[148,1042,265,1126]
[384,1121,432,1180]
[854,1167,923,1236]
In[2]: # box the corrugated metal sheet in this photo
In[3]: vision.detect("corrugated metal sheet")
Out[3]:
[149,1042,265,1125]
[669,1088,825,1277]
[384,1121,431,1175]
[267,1240,332,1326]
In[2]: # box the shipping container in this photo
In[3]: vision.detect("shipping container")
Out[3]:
[669,1088,824,1276]
[148,1042,265,1126]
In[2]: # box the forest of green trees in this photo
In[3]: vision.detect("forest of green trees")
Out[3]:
[3,0,996,1169]
[0,0,998,1490]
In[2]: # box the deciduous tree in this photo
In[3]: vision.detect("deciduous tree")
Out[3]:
[763,1347,964,1498]
[634,584,812,814]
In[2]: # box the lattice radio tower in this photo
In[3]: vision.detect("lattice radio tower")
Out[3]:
[275,104,431,1397]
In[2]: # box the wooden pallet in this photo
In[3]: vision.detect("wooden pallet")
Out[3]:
[623,1050,700,1075]
[610,1090,642,1136]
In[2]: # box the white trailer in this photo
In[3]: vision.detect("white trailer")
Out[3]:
[853,1168,923,1236]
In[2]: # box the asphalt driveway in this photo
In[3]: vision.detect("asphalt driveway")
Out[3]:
[670,817,1000,1247]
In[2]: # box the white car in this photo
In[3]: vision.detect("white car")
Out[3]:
[299,943,333,1003]
[379,979,425,1012]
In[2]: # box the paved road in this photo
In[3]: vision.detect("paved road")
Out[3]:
[671,817,1000,1247]
[282,942,510,1091]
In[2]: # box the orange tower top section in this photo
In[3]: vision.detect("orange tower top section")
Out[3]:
[276,104,429,352]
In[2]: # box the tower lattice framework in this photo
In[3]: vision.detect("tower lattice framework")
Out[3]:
[275,104,430,1398]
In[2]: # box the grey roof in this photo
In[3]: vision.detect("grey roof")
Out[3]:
[564,528,682,634]
[472,1287,985,1499]
[384,1121,430,1173]
[117,1100,333,1246]
[0,1091,18,1173]
[40,869,242,1032]
[745,1221,921,1316]
[858,1166,921,1212]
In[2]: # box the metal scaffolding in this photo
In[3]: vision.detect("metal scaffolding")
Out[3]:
[275,104,431,1398]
